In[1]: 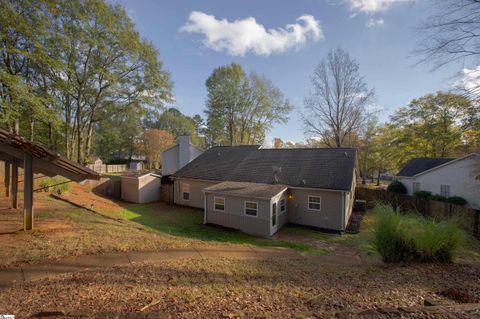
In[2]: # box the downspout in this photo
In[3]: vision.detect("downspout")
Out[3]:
[341,192,345,233]
[203,192,207,224]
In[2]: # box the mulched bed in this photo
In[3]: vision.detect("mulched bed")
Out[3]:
[345,209,366,234]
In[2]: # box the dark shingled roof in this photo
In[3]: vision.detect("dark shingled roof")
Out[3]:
[397,158,454,177]
[172,146,357,191]
[204,181,287,199]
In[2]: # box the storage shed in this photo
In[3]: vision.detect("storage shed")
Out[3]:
[121,172,161,203]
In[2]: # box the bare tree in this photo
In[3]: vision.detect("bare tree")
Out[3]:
[416,0,480,97]
[302,48,374,147]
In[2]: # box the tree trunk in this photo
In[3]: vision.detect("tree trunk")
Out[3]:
[28,117,34,141]
[85,119,94,159]
[65,96,71,159]
[76,101,84,164]
[13,119,19,134]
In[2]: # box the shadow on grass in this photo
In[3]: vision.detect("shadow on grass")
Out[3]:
[118,202,329,255]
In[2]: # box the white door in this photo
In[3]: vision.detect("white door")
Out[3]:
[271,202,278,234]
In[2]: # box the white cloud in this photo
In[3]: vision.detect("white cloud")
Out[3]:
[347,0,411,14]
[457,66,480,92]
[180,11,323,56]
[365,18,384,27]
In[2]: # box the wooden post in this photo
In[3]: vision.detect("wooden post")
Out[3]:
[11,158,18,209]
[4,161,10,197]
[23,154,34,230]
[12,158,18,208]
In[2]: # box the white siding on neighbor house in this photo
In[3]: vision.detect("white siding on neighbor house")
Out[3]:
[161,136,204,176]
[397,154,480,209]
[161,145,179,176]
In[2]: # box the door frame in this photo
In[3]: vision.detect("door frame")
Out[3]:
[270,201,278,235]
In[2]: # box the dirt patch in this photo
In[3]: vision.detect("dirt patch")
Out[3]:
[60,183,125,217]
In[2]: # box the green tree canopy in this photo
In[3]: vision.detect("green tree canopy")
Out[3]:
[390,92,476,158]
[205,63,292,146]
[0,0,173,163]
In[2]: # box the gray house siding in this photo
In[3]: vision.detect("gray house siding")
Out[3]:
[173,177,351,234]
[287,188,344,231]
[205,193,271,237]
[174,178,218,208]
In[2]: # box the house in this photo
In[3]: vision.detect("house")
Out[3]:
[170,146,357,236]
[396,154,480,208]
[128,160,144,172]
[161,136,204,176]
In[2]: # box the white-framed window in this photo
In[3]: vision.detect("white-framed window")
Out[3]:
[280,198,286,213]
[308,195,321,211]
[214,197,225,211]
[440,184,450,197]
[181,183,190,201]
[412,182,420,193]
[245,201,258,217]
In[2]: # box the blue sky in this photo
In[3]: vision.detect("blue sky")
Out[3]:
[116,0,463,143]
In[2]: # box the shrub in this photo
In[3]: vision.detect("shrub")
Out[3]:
[446,196,467,206]
[414,190,432,199]
[38,177,70,195]
[39,178,53,192]
[53,179,69,195]
[430,194,447,202]
[386,181,407,194]
[371,204,465,263]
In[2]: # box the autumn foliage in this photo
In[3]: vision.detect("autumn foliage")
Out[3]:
[138,129,175,169]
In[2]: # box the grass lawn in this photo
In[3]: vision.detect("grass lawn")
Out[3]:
[0,194,195,268]
[1,187,480,317]
[119,202,329,255]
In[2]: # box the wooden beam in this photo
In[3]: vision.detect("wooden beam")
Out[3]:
[23,154,33,231]
[11,158,18,209]
[4,161,10,197]
[0,143,86,182]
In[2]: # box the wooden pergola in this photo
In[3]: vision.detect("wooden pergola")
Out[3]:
[0,128,100,230]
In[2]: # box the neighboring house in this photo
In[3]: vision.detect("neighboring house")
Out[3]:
[396,154,480,209]
[161,136,204,176]
[129,160,144,171]
[170,146,357,236]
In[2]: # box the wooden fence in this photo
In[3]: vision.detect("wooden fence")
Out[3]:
[355,187,480,238]
[86,164,127,174]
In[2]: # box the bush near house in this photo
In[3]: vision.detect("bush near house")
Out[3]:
[386,181,407,194]
[428,194,468,206]
[430,194,447,202]
[371,203,465,263]
[414,190,432,199]
[446,196,468,206]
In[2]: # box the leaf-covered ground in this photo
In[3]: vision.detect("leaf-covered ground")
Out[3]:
[1,258,479,318]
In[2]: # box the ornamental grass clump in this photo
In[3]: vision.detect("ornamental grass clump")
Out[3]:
[371,203,465,263]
